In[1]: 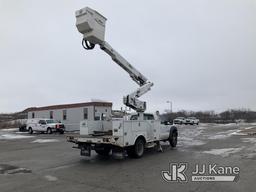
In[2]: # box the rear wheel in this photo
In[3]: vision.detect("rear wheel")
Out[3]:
[127,138,145,158]
[95,147,111,156]
[134,138,145,158]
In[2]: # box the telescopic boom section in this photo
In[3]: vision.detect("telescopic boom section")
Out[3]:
[75,7,153,112]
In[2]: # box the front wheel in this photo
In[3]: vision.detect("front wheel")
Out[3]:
[47,128,52,134]
[169,127,178,147]
[28,127,33,134]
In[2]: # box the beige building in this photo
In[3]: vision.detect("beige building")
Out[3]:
[27,102,112,131]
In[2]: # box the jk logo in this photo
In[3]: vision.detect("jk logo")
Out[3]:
[162,163,188,182]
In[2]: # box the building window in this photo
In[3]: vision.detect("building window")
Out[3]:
[32,112,35,119]
[63,110,67,120]
[50,111,53,119]
[83,108,88,120]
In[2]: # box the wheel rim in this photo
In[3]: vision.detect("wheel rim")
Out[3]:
[172,133,177,145]
[47,129,51,134]
[136,141,144,156]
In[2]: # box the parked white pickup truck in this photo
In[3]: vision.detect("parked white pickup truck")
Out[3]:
[67,113,178,158]
[27,119,65,134]
[185,117,200,125]
[173,117,186,125]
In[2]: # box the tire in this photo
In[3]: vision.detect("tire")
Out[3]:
[169,127,178,147]
[59,130,64,134]
[47,128,52,134]
[28,127,33,134]
[133,138,145,158]
[127,147,135,157]
[95,147,111,156]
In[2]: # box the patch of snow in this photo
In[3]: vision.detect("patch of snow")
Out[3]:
[241,138,256,144]
[178,139,205,147]
[178,127,205,147]
[31,139,59,143]
[178,136,205,147]
[197,126,207,130]
[230,131,247,136]
[242,153,256,159]
[45,175,58,181]
[197,123,209,127]
[0,134,34,140]
[6,167,32,174]
[1,128,19,132]
[245,126,256,130]
[208,134,229,140]
[15,132,28,134]
[223,123,237,127]
[207,129,242,140]
[203,147,244,157]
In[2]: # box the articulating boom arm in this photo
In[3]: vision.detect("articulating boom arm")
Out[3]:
[100,41,154,112]
[75,7,153,112]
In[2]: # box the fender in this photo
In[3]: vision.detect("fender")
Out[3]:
[132,134,146,146]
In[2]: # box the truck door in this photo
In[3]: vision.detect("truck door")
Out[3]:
[33,120,40,131]
[38,120,47,131]
[144,114,154,141]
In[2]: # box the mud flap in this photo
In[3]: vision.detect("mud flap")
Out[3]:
[80,145,91,156]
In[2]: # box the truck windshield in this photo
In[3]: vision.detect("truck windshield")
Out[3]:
[130,115,138,120]
[144,114,154,120]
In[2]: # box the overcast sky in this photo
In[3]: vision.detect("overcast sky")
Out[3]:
[0,0,255,113]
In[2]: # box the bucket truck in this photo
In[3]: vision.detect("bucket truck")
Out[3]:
[67,7,178,158]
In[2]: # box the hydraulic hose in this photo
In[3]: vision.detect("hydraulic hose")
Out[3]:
[82,38,95,50]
